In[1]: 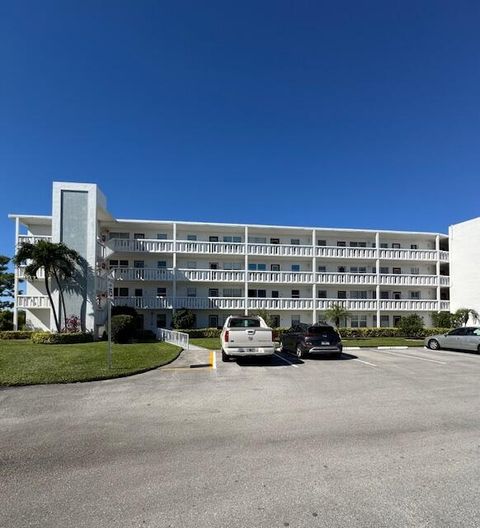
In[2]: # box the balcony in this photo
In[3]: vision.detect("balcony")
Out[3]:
[112,267,175,281]
[248,271,313,283]
[379,274,446,286]
[17,235,52,245]
[106,238,450,263]
[178,269,245,282]
[18,267,46,280]
[112,296,450,312]
[17,295,50,309]
[316,272,377,285]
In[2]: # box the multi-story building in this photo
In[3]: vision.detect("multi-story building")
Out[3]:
[9,182,453,333]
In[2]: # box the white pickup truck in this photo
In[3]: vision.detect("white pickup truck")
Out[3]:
[221,315,275,362]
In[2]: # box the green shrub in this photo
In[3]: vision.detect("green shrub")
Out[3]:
[31,332,94,344]
[111,315,136,344]
[398,314,424,338]
[135,329,156,342]
[172,308,196,329]
[182,328,222,338]
[111,305,139,317]
[0,330,35,340]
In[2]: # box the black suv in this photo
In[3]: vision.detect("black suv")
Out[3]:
[280,323,342,359]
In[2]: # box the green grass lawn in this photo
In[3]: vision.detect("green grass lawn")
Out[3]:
[0,340,181,386]
[190,337,424,349]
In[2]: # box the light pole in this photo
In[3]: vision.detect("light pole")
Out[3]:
[107,273,114,369]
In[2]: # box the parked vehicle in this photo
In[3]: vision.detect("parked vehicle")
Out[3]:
[280,323,343,358]
[425,327,480,353]
[221,315,275,362]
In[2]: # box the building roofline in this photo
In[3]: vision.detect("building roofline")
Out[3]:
[111,217,448,237]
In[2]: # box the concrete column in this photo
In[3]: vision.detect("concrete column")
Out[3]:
[312,229,317,323]
[435,235,441,306]
[375,232,381,328]
[13,217,19,330]
[244,226,249,315]
[172,223,177,315]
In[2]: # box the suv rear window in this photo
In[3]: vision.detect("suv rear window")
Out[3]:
[307,326,339,338]
[228,318,261,328]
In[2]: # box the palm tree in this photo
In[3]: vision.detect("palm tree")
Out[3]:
[454,308,479,327]
[324,302,351,327]
[13,240,81,332]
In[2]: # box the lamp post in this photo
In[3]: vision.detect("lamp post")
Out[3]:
[107,274,114,369]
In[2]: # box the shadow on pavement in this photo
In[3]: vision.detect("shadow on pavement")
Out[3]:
[235,353,304,368]
[305,352,358,361]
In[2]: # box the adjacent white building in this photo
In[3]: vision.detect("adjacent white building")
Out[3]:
[9,182,455,333]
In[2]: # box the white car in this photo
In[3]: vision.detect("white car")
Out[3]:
[221,315,275,362]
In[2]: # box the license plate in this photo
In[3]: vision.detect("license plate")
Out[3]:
[321,341,330,345]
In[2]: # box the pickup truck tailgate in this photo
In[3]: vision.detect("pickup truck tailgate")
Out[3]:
[226,328,273,348]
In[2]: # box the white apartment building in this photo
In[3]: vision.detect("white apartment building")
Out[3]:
[9,182,454,333]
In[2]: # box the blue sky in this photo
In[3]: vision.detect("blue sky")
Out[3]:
[1,1,479,258]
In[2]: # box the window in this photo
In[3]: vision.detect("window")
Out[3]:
[134,233,145,239]
[411,244,418,249]
[359,267,367,273]
[249,236,267,244]
[351,315,367,328]
[134,260,144,268]
[350,291,367,299]
[392,243,400,249]
[317,290,327,298]
[392,267,401,274]
[271,264,280,271]
[380,291,389,299]
[156,233,167,240]
[109,232,129,239]
[338,266,346,273]
[187,234,197,241]
[291,315,301,325]
[228,318,261,328]
[156,314,167,328]
[248,263,266,271]
[270,315,281,327]
[248,289,266,298]
[224,262,242,270]
[270,238,280,244]
[208,315,219,328]
[157,261,167,268]
[380,243,388,248]
[350,267,358,273]
[317,240,326,246]
[380,315,390,327]
[410,291,420,299]
[157,287,167,297]
[448,328,467,336]
[209,236,219,242]
[291,290,300,298]
[110,259,128,268]
[337,291,347,299]
[223,288,242,297]
[209,288,219,297]
[271,290,279,298]
[209,262,219,270]
[134,288,143,297]
[187,261,196,269]
[350,241,367,248]
[393,316,402,327]
[411,267,419,275]
[223,236,242,243]
[337,241,346,247]
[119,260,128,268]
[318,266,326,272]
[380,267,389,274]
[187,287,196,297]
[393,291,402,299]
[291,264,300,272]
[109,259,118,267]
[290,239,300,245]
[114,287,128,297]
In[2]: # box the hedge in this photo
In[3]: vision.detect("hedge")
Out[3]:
[182,326,453,340]
[31,332,94,344]
[111,315,136,344]
[0,330,35,340]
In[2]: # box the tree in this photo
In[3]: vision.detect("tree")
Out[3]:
[13,241,81,332]
[0,256,14,309]
[172,308,196,329]
[251,309,277,328]
[324,303,351,327]
[454,308,479,327]
[398,314,424,337]
[431,311,455,328]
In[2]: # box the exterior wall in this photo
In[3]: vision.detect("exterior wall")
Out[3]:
[449,217,480,322]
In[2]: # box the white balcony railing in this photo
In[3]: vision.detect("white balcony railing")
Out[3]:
[17,295,50,309]
[17,267,46,280]
[112,267,175,281]
[112,296,450,312]
[17,235,52,245]
[177,269,245,282]
[379,274,439,286]
[316,272,377,285]
[248,271,313,283]
[106,238,450,263]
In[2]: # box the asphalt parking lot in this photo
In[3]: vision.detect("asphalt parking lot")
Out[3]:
[1,346,480,528]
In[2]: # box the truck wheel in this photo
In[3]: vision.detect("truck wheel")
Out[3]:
[296,346,305,359]
[221,350,230,362]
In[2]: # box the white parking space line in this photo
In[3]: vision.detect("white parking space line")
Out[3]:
[370,349,446,365]
[353,359,378,368]
[274,353,299,368]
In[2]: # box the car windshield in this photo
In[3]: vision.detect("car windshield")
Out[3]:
[307,326,338,338]
[228,318,261,328]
